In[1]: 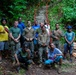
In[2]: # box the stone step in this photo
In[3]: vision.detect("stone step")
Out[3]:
[36,6,46,23]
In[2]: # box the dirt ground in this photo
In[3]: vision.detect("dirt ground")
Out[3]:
[0,46,76,75]
[0,57,76,75]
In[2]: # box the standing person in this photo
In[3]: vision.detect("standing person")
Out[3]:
[32,21,40,52]
[23,21,34,58]
[14,44,31,72]
[18,17,26,47]
[38,24,49,66]
[51,23,63,49]
[44,43,63,73]
[64,25,75,62]
[0,25,5,61]
[32,20,40,30]
[37,22,45,34]
[44,20,50,36]
[0,18,9,61]
[9,21,21,61]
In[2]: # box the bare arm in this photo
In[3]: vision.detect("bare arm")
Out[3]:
[51,30,56,39]
[54,53,63,58]
[9,32,21,42]
[70,33,75,44]
[25,49,31,59]
[16,34,21,41]
[46,34,50,45]
[9,32,15,40]
[65,36,73,44]
[56,53,63,56]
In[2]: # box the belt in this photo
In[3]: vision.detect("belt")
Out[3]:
[26,40,33,42]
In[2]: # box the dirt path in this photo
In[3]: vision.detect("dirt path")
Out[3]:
[0,58,76,75]
[36,6,46,24]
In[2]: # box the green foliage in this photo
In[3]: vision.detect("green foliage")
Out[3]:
[48,0,76,29]
[25,7,35,23]
[26,0,40,6]
[8,0,27,20]
[48,3,64,30]
[0,0,40,23]
[62,7,76,23]
[62,0,76,7]
[0,0,27,24]
[62,0,76,24]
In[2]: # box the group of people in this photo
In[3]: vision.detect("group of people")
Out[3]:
[0,17,75,73]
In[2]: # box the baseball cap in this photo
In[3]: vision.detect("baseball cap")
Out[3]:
[67,25,72,29]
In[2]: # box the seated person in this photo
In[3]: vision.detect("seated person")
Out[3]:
[44,43,63,73]
[14,44,31,71]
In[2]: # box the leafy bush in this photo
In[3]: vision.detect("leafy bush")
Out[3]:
[48,0,76,29]
[48,3,63,30]
[0,0,41,23]
[8,0,27,20]
[62,0,76,28]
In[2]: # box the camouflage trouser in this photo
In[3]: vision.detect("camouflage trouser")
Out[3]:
[24,41,34,57]
[10,41,21,60]
[39,46,48,63]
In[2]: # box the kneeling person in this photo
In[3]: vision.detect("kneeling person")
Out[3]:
[14,44,31,70]
[45,43,63,73]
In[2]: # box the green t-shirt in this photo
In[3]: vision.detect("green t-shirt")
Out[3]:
[16,48,28,58]
[10,27,21,39]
